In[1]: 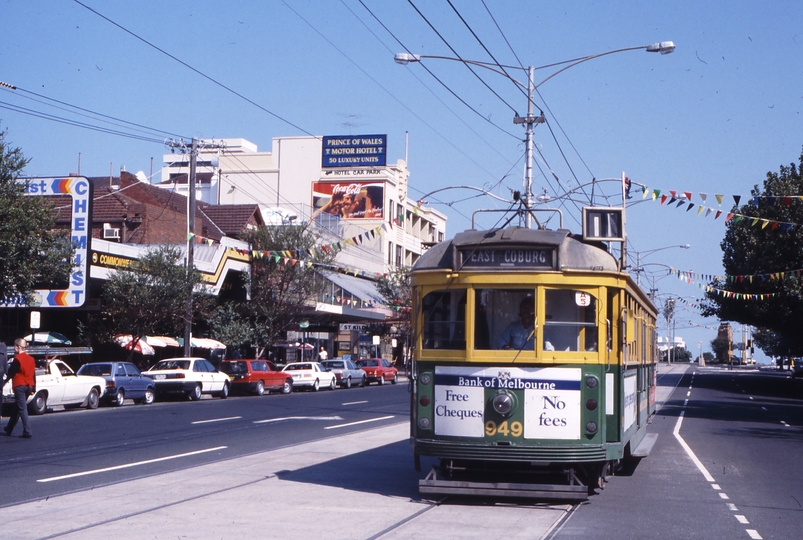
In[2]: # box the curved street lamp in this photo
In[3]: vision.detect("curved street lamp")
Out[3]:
[633,244,689,285]
[394,42,675,228]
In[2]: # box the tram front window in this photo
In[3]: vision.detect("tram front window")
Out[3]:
[422,289,466,350]
[475,289,536,350]
[544,289,598,352]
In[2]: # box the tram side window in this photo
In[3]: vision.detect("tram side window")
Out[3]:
[475,289,536,350]
[544,289,598,352]
[422,290,466,350]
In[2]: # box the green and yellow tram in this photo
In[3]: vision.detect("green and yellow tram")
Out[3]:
[410,225,657,499]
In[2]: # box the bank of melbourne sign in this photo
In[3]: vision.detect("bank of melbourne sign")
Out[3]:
[322,135,387,168]
[3,177,92,308]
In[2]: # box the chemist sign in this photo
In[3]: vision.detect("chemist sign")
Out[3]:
[322,135,387,168]
[2,177,93,308]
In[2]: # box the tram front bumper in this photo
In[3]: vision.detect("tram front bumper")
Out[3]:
[412,437,608,463]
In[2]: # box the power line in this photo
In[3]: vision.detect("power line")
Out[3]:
[72,0,315,137]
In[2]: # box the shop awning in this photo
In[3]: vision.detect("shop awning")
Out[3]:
[323,272,386,306]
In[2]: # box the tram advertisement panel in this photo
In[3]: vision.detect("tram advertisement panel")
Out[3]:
[433,366,581,440]
[624,373,637,430]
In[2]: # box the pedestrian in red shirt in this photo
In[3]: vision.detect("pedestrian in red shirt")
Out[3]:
[4,338,35,438]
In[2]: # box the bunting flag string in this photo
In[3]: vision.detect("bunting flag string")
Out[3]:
[668,266,803,285]
[638,185,803,232]
[187,232,218,246]
[667,266,780,301]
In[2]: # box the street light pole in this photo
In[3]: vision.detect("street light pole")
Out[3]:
[635,244,690,285]
[394,42,675,229]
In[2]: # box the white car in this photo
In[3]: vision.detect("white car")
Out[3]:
[2,359,107,415]
[281,362,337,391]
[144,357,230,400]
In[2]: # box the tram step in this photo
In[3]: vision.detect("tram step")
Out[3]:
[631,433,658,458]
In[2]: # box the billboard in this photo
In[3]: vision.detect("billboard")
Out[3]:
[312,181,385,220]
[322,135,387,167]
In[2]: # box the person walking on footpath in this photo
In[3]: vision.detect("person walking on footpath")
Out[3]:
[0,338,7,426]
[4,338,35,438]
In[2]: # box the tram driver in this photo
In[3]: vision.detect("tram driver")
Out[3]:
[497,296,536,350]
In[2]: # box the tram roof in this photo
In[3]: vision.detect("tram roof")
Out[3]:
[413,226,620,273]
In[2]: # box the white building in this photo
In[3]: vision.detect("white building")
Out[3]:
[158,136,447,276]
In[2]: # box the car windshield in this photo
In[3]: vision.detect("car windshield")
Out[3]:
[152,360,191,370]
[322,361,344,369]
[358,359,379,367]
[219,362,247,375]
[77,364,112,377]
[283,363,312,371]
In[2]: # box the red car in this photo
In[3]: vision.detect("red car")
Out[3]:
[356,358,398,385]
[218,359,293,395]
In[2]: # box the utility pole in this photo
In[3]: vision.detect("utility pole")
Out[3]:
[165,138,226,357]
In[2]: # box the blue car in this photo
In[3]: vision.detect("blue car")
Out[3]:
[77,361,156,406]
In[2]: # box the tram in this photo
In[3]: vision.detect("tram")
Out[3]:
[409,212,658,499]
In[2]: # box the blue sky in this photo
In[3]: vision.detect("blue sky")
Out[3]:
[3,0,802,361]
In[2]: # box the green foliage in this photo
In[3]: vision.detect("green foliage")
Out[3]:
[703,147,803,356]
[207,302,252,351]
[98,246,206,350]
[214,224,334,358]
[0,125,73,304]
[710,335,731,363]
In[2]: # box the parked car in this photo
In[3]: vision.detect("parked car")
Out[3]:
[218,359,293,395]
[320,359,366,389]
[2,359,107,415]
[792,358,803,378]
[356,358,398,385]
[77,361,156,406]
[281,362,337,391]
[143,357,230,400]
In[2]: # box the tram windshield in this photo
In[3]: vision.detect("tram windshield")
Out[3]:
[475,289,536,350]
[544,289,598,352]
[422,289,466,350]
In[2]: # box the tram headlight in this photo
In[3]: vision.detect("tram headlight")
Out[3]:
[585,421,598,433]
[419,417,431,429]
[491,391,516,416]
[585,376,598,389]
[420,373,432,385]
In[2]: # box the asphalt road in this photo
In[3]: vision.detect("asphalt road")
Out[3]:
[0,380,409,507]
[553,366,803,540]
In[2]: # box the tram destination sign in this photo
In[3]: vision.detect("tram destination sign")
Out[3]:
[458,247,555,269]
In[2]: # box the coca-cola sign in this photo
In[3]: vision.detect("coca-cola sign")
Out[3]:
[312,181,385,220]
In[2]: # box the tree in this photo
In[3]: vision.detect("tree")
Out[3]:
[0,125,73,304]
[376,265,412,365]
[703,147,803,357]
[212,224,333,359]
[97,245,207,358]
[710,335,731,363]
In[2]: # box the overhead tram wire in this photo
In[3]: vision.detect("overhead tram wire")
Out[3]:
[406,0,520,116]
[73,0,314,137]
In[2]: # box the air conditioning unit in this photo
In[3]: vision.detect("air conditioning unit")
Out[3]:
[103,227,121,239]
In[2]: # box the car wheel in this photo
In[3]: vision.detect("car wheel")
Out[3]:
[379,375,386,386]
[282,379,293,394]
[86,388,100,409]
[359,375,366,387]
[255,381,265,396]
[141,387,155,405]
[391,374,398,384]
[114,388,125,406]
[219,382,230,399]
[329,377,336,391]
[345,377,352,389]
[312,379,320,392]
[28,392,47,415]
[188,384,202,401]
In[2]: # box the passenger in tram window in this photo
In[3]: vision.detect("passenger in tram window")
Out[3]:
[497,296,535,350]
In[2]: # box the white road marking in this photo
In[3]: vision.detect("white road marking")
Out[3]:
[192,416,242,424]
[748,396,754,400]
[746,529,762,539]
[761,407,767,411]
[712,484,721,490]
[687,391,691,397]
[781,421,790,427]
[735,515,749,524]
[341,400,369,405]
[727,503,739,511]
[719,492,730,500]
[38,446,228,483]
[254,416,343,424]
[673,411,715,482]
[324,415,396,430]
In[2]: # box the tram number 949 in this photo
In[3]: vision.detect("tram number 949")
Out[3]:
[485,420,523,437]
